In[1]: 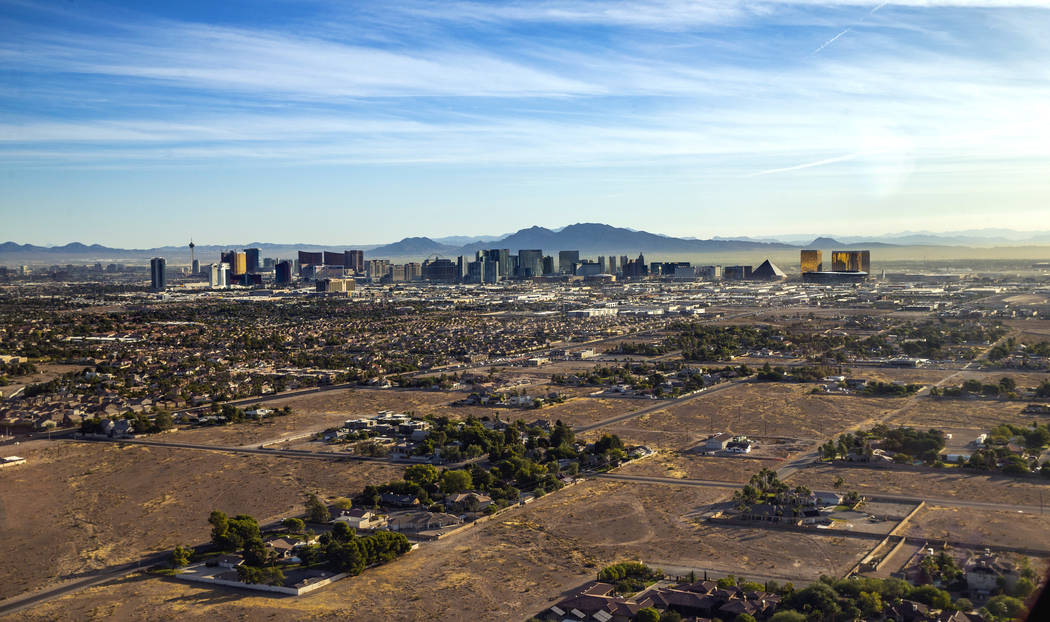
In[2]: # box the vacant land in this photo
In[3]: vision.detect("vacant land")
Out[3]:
[887,396,1047,429]
[0,440,404,600]
[787,463,1050,508]
[905,505,1050,552]
[588,383,910,451]
[7,478,869,622]
[614,449,782,484]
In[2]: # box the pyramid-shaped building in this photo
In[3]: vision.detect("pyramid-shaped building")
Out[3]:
[751,259,786,281]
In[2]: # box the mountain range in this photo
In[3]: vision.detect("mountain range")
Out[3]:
[4,223,1050,264]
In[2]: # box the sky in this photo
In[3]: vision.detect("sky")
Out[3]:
[1,0,1049,247]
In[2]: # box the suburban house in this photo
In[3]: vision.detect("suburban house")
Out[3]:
[331,508,388,531]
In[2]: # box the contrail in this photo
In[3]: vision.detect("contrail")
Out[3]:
[743,152,865,178]
[811,1,888,55]
[812,28,851,55]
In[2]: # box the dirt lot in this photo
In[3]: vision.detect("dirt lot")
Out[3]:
[587,383,909,451]
[886,396,1047,429]
[905,505,1050,552]
[0,440,404,600]
[615,450,782,484]
[7,479,870,622]
[787,463,1050,508]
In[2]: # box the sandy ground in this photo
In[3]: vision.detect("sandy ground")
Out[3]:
[587,383,910,452]
[7,478,871,622]
[615,450,783,484]
[786,463,1050,508]
[0,439,404,600]
[887,396,1047,429]
[904,505,1050,551]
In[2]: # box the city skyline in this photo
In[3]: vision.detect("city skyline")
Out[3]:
[2,1,1050,246]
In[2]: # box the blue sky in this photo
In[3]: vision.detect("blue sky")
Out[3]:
[1,0,1048,247]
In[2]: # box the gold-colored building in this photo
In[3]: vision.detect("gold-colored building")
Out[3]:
[231,251,247,276]
[801,250,822,273]
[316,278,355,293]
[830,250,871,273]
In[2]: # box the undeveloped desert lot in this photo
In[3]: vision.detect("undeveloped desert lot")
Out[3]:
[7,478,870,622]
[787,463,1050,508]
[886,395,1047,429]
[589,382,910,450]
[904,505,1050,552]
[0,440,404,600]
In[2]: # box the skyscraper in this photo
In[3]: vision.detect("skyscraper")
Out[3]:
[188,239,196,273]
[244,248,260,273]
[801,250,822,273]
[558,250,580,274]
[345,250,364,273]
[482,249,510,281]
[149,257,166,290]
[231,252,247,276]
[517,249,543,278]
[275,260,293,285]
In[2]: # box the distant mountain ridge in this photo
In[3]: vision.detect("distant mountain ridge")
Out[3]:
[5,224,1050,264]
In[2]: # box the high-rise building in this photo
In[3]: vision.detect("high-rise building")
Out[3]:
[275,260,293,285]
[316,278,355,293]
[244,248,260,273]
[405,262,422,281]
[191,259,200,275]
[517,249,543,278]
[423,258,458,282]
[831,250,870,273]
[298,251,324,274]
[801,250,822,273]
[558,250,580,274]
[606,255,617,275]
[723,265,752,280]
[188,239,196,272]
[542,256,555,275]
[322,251,344,267]
[481,249,510,280]
[345,250,364,273]
[220,250,235,268]
[149,257,166,290]
[209,263,220,288]
[231,251,247,276]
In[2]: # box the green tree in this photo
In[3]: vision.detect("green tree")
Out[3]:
[768,612,806,622]
[306,493,330,523]
[440,469,473,494]
[659,611,681,622]
[282,517,305,533]
[635,607,660,622]
[170,544,192,568]
[332,521,355,542]
[734,615,756,622]
[405,464,439,486]
[984,595,1025,621]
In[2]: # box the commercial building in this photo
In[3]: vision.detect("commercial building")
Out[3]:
[801,250,822,273]
[482,249,510,281]
[316,278,355,293]
[542,256,555,275]
[298,251,324,271]
[422,258,458,283]
[322,251,344,267]
[209,262,229,289]
[231,252,247,276]
[723,265,752,280]
[831,250,870,273]
[244,248,260,273]
[149,257,166,291]
[517,249,543,278]
[345,250,364,273]
[558,250,580,274]
[274,260,293,285]
[696,265,721,280]
[750,259,787,281]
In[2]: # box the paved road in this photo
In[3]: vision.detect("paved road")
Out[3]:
[0,554,165,618]
[594,473,1048,514]
[574,379,748,433]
